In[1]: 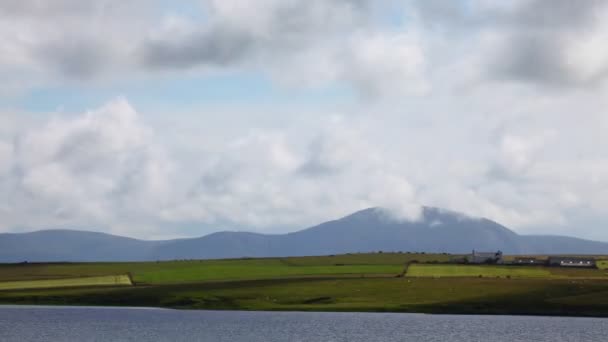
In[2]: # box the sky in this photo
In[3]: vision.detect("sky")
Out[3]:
[1,0,608,241]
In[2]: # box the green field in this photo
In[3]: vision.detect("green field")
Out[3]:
[407,264,552,278]
[0,275,132,291]
[597,260,608,269]
[408,264,551,278]
[0,254,412,285]
[2,276,608,316]
[2,253,608,316]
[407,264,608,279]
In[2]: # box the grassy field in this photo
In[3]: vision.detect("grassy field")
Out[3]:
[0,275,132,291]
[0,253,427,284]
[407,263,608,279]
[2,253,608,316]
[2,277,608,316]
[407,264,552,278]
[597,260,608,269]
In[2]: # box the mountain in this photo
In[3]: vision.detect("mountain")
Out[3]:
[277,207,523,256]
[0,229,163,262]
[519,235,608,255]
[2,207,608,262]
[153,232,276,260]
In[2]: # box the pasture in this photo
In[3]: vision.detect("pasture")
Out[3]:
[407,264,607,279]
[2,276,608,316]
[0,275,132,291]
[2,252,608,316]
[407,264,551,278]
[0,253,419,285]
[597,260,608,269]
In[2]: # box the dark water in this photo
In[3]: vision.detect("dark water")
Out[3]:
[1,306,607,342]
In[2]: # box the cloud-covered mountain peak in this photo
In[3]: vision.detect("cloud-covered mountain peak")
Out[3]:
[3,206,608,262]
[420,206,481,225]
[338,206,482,226]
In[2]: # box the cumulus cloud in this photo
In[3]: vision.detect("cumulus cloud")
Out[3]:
[140,0,429,97]
[488,132,556,180]
[146,0,369,64]
[0,99,174,236]
[414,0,608,87]
[339,32,429,97]
[2,1,608,241]
[34,36,115,80]
[2,91,608,239]
[162,119,422,229]
[0,1,101,16]
[0,141,13,175]
[0,0,432,97]
[0,99,424,236]
[0,0,148,88]
[3,0,608,93]
[143,25,256,69]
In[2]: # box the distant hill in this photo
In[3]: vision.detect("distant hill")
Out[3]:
[0,229,163,262]
[2,207,608,262]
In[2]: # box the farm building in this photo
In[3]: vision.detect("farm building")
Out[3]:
[467,250,503,264]
[512,257,544,265]
[548,256,596,268]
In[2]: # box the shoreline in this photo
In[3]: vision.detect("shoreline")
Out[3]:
[2,300,608,319]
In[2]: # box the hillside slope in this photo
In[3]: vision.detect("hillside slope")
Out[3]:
[2,207,608,262]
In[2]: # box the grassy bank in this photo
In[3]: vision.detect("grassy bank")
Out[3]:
[1,253,608,316]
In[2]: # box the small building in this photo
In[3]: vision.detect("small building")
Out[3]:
[468,250,503,264]
[548,256,596,268]
[512,257,544,265]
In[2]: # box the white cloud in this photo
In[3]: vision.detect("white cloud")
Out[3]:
[0,100,424,236]
[0,141,13,175]
[2,89,608,240]
[140,0,430,97]
[0,0,150,94]
[2,1,608,241]
[342,32,429,97]
[1,99,174,236]
[0,0,431,98]
[491,132,555,177]
[161,120,422,230]
[3,0,608,92]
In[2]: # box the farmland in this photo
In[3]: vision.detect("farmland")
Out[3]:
[2,253,608,316]
[597,260,608,269]
[0,275,132,291]
[406,264,608,279]
[0,254,413,285]
[407,264,551,278]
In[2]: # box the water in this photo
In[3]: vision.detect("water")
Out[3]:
[1,306,607,342]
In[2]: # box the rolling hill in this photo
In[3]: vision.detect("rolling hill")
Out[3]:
[2,207,608,262]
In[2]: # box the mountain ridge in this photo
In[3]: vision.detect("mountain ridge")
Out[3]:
[1,207,607,262]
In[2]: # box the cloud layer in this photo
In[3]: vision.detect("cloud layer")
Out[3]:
[4,0,608,91]
[1,1,608,240]
[0,100,424,238]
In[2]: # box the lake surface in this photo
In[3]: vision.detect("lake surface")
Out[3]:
[1,306,607,341]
